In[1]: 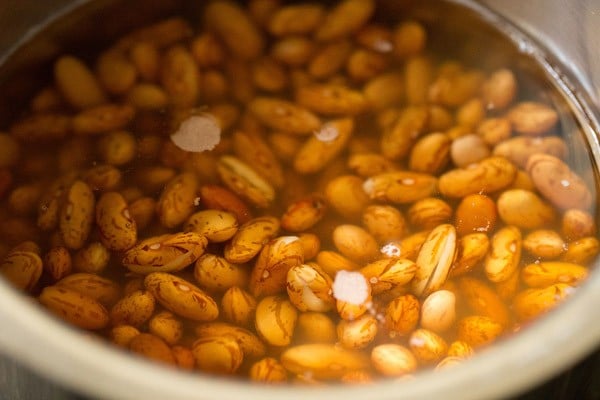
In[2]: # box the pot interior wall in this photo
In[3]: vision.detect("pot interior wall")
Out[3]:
[0,0,555,124]
[0,1,599,399]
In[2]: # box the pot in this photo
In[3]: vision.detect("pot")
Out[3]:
[0,1,599,399]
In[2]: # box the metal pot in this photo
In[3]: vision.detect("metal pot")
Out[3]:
[0,1,599,399]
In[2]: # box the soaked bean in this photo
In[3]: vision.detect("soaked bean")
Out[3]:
[1,0,597,386]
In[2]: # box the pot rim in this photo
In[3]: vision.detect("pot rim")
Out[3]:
[0,1,599,399]
[1,271,599,400]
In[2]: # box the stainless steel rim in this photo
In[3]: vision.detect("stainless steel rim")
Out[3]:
[0,1,599,399]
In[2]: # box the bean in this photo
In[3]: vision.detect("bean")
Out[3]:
[1,0,598,385]
[409,328,448,364]
[144,273,219,322]
[295,312,337,344]
[255,295,298,347]
[221,286,257,327]
[507,102,558,136]
[371,344,417,377]
[40,286,109,330]
[481,69,517,110]
[281,344,370,380]
[130,333,176,366]
[249,357,288,383]
[194,322,266,359]
[204,0,264,60]
[332,224,380,263]
[420,290,456,333]
[337,314,378,350]
[393,21,426,58]
[315,0,375,42]
[384,294,420,335]
[54,56,107,109]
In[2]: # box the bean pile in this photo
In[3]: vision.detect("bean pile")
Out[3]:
[0,0,598,384]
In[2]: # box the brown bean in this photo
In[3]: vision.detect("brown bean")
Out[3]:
[325,175,370,219]
[224,216,280,264]
[249,357,288,383]
[393,21,426,58]
[110,290,156,328]
[57,272,121,307]
[561,237,600,264]
[561,209,596,241]
[97,131,137,166]
[190,33,224,68]
[44,246,72,282]
[412,224,457,297]
[97,52,137,95]
[454,194,497,236]
[144,272,219,321]
[507,102,558,136]
[160,46,199,108]
[295,85,368,116]
[371,344,417,377]
[195,322,266,359]
[194,253,249,292]
[481,69,517,110]
[156,173,198,229]
[204,0,264,60]
[523,230,566,259]
[308,40,353,79]
[333,224,380,264]
[493,136,568,169]
[268,4,325,36]
[122,232,207,274]
[458,277,510,327]
[221,286,257,327]
[363,171,437,204]
[54,56,107,109]
[287,263,334,312]
[130,333,176,366]
[96,192,137,251]
[497,189,556,230]
[362,204,407,243]
[0,250,43,292]
[457,315,504,348]
[233,130,284,188]
[72,104,135,136]
[408,198,453,231]
[384,294,420,335]
[513,284,573,321]
[361,258,416,294]
[521,262,587,288]
[282,344,369,380]
[255,295,298,347]
[40,286,109,330]
[409,132,451,174]
[295,312,337,344]
[59,181,95,250]
[409,328,447,364]
[294,118,354,174]
[280,194,327,232]
[72,242,110,274]
[199,185,253,224]
[250,236,304,297]
[315,0,375,42]
[438,156,517,198]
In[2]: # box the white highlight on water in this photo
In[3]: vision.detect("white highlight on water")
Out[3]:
[170,113,221,153]
[332,270,369,305]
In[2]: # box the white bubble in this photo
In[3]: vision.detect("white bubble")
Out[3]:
[332,270,369,305]
[314,124,339,142]
[170,113,221,153]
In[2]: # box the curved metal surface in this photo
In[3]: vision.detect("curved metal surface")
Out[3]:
[0,1,599,399]
[481,0,600,106]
